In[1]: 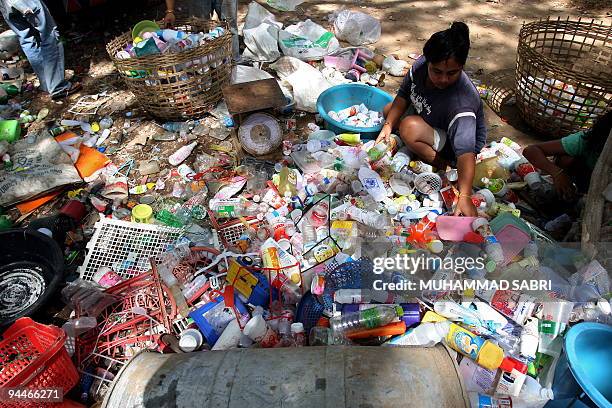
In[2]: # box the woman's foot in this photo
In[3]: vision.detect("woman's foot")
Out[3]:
[51,81,82,100]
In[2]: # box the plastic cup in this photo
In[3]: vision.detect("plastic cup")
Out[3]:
[179,328,204,352]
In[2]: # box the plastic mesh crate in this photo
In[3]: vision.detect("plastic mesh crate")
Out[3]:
[79,216,183,281]
[0,318,79,407]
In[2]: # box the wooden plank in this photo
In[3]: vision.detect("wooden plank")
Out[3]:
[222,78,287,115]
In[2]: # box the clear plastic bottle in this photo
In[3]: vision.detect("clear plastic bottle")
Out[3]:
[307,139,336,153]
[291,323,306,346]
[345,205,386,229]
[409,160,434,173]
[330,305,403,336]
[569,298,611,323]
[386,322,447,346]
[472,218,504,267]
[518,376,554,403]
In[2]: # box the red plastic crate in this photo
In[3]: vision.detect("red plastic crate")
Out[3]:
[0,318,79,398]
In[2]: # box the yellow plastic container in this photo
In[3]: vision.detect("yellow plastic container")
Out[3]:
[445,322,504,370]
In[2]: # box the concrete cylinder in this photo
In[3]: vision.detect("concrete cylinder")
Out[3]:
[102,345,469,408]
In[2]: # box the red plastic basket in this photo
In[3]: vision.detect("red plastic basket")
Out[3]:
[207,210,261,249]
[0,318,79,398]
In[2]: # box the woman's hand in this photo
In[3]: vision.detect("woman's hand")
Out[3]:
[164,11,176,28]
[553,171,576,201]
[454,195,478,217]
[375,123,392,145]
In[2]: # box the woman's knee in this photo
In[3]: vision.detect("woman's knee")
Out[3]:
[399,115,431,143]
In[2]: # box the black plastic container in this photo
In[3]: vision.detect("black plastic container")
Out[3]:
[0,229,64,327]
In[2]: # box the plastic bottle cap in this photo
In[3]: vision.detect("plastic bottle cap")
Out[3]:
[291,322,304,333]
[471,217,489,232]
[428,240,444,254]
[132,204,153,222]
[395,305,404,317]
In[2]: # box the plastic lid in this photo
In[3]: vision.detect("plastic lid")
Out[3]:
[291,322,305,333]
[471,217,489,232]
[132,204,153,219]
[428,240,444,254]
[477,341,504,371]
[395,305,404,317]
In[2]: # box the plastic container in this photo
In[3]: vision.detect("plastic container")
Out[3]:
[436,216,477,241]
[490,212,531,236]
[0,318,79,393]
[0,119,20,143]
[316,84,393,139]
[494,224,531,265]
[549,323,612,407]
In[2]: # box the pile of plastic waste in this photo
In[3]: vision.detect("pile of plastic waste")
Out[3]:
[327,104,384,128]
[115,26,227,59]
[50,118,611,406]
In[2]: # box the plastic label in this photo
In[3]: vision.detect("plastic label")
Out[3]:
[446,324,485,360]
[478,395,512,408]
[361,307,382,329]
[538,319,559,335]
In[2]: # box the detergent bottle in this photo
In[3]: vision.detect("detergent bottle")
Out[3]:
[440,320,505,370]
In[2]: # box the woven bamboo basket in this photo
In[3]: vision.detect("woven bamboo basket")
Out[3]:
[515,17,612,138]
[106,18,232,120]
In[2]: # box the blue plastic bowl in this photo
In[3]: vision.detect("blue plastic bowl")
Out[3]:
[551,322,612,408]
[316,84,393,139]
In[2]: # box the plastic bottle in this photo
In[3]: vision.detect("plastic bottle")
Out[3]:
[291,323,306,346]
[367,142,390,162]
[569,298,611,323]
[183,274,208,300]
[169,141,197,166]
[495,356,528,397]
[468,393,534,408]
[513,159,542,190]
[440,320,505,370]
[278,166,299,197]
[520,317,539,359]
[409,160,434,174]
[539,300,574,340]
[345,205,386,229]
[518,376,554,403]
[309,326,332,346]
[385,322,447,346]
[390,148,411,172]
[307,139,336,153]
[472,218,504,267]
[330,305,403,336]
[471,189,496,211]
[358,166,387,201]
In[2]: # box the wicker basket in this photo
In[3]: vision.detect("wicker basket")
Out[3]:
[515,17,612,138]
[106,18,232,120]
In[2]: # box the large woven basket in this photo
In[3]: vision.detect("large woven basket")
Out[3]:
[106,18,232,120]
[515,17,612,138]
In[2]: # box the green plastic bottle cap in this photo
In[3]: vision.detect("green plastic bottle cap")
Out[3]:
[395,305,404,317]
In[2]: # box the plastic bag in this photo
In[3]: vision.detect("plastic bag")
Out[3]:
[61,279,121,317]
[231,65,274,84]
[330,10,381,46]
[278,19,340,61]
[243,23,282,62]
[266,0,304,11]
[270,56,334,112]
[243,1,282,30]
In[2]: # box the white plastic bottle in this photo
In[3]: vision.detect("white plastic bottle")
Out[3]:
[358,166,387,202]
[518,376,554,403]
[468,393,535,408]
[345,205,386,229]
[385,322,448,347]
[169,141,197,166]
[307,139,336,153]
[519,317,539,359]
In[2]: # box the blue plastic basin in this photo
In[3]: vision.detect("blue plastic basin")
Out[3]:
[316,84,393,139]
[550,323,612,408]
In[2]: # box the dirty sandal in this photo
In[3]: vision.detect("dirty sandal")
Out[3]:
[51,82,82,100]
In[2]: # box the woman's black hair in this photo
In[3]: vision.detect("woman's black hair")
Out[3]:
[582,110,612,152]
[423,22,471,65]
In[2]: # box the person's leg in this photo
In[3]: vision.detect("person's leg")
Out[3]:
[215,0,239,60]
[185,0,213,19]
[399,115,450,169]
[9,1,71,95]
